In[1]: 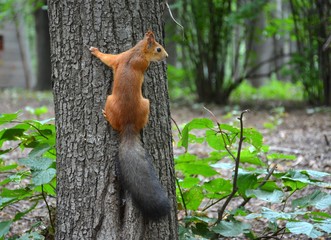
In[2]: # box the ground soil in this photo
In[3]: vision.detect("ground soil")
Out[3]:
[0,90,330,239]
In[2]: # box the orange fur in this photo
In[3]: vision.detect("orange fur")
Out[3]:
[90,31,168,133]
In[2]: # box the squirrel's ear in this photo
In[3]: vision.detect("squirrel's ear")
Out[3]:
[145,30,155,48]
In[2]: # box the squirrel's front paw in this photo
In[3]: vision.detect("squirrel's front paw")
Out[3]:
[89,46,99,55]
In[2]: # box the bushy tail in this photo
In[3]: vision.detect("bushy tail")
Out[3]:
[118,126,170,219]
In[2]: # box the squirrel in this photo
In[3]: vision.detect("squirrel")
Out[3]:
[89,30,170,219]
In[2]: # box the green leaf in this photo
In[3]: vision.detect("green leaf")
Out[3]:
[175,152,198,163]
[0,221,12,238]
[205,130,226,150]
[259,181,280,191]
[243,128,263,149]
[18,232,45,240]
[260,207,292,220]
[316,219,331,234]
[267,153,296,160]
[219,124,240,135]
[292,190,331,210]
[282,179,308,192]
[0,164,18,172]
[0,128,26,141]
[35,182,56,196]
[0,188,31,198]
[240,149,264,166]
[301,170,330,179]
[184,216,216,224]
[281,170,311,184]
[286,221,323,238]
[183,186,204,210]
[237,173,257,197]
[28,143,52,158]
[178,177,200,189]
[32,168,56,185]
[202,178,232,193]
[180,118,214,150]
[19,157,53,170]
[0,112,19,125]
[212,221,251,237]
[25,106,48,117]
[246,189,284,203]
[176,163,218,177]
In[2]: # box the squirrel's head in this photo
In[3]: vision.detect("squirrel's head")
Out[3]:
[143,30,168,62]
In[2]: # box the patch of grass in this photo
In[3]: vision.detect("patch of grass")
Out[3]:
[230,78,304,102]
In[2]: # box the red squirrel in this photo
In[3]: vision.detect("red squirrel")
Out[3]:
[89,31,170,219]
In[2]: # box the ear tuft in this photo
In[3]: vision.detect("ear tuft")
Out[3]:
[145,30,155,47]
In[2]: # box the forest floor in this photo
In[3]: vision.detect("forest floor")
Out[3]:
[0,89,331,239]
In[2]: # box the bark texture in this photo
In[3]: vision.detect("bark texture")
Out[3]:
[48,1,177,239]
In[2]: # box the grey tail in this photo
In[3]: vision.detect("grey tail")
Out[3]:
[118,126,170,219]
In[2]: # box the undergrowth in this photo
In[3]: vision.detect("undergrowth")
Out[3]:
[174,108,330,239]
[0,107,330,239]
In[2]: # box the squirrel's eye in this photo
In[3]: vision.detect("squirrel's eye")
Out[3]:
[156,47,162,53]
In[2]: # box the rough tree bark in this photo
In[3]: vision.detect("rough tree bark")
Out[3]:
[48,1,178,239]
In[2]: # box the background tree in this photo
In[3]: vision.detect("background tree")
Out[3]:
[34,0,51,90]
[178,0,271,104]
[169,0,331,105]
[48,1,178,240]
[289,0,331,105]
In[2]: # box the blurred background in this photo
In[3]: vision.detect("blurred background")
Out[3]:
[0,0,330,106]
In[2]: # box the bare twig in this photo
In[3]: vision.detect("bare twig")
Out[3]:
[203,106,220,126]
[165,1,185,39]
[171,116,182,137]
[41,185,55,233]
[202,195,228,212]
[256,227,287,239]
[216,110,249,223]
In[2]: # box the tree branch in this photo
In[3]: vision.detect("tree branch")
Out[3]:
[216,110,249,223]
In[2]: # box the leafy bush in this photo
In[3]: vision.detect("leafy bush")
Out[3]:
[0,109,56,240]
[174,109,331,239]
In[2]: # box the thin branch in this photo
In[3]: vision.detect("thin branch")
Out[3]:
[175,177,188,217]
[171,116,182,137]
[165,1,185,39]
[256,227,287,240]
[41,185,55,233]
[201,194,229,211]
[216,110,249,223]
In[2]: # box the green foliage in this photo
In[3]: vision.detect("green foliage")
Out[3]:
[230,78,304,102]
[174,111,331,239]
[167,65,195,102]
[0,109,55,239]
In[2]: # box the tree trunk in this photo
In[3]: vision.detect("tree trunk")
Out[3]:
[48,1,178,240]
[316,0,331,106]
[34,1,52,90]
